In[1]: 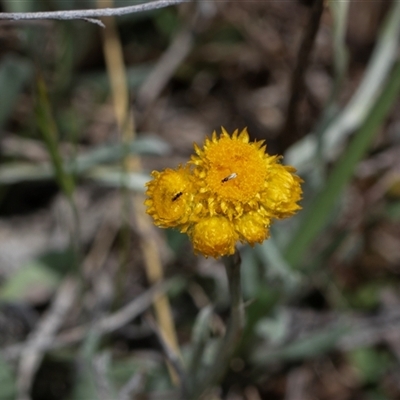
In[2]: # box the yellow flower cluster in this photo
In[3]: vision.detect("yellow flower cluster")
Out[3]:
[145,128,302,258]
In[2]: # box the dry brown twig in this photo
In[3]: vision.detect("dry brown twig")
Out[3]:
[280,0,325,149]
[0,0,189,28]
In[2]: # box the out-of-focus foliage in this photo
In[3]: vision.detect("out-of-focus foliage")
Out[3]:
[1,0,400,399]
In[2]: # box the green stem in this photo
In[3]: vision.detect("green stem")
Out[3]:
[191,251,244,399]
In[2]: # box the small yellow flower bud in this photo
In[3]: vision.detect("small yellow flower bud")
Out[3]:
[190,217,237,258]
[235,212,271,247]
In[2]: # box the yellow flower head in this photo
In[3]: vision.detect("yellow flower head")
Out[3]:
[191,128,269,219]
[144,165,193,229]
[145,128,303,258]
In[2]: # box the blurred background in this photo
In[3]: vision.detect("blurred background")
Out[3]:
[1,0,400,399]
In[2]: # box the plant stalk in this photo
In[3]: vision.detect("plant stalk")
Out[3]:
[189,251,244,399]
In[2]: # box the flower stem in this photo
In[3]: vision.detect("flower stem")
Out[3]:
[192,251,244,398]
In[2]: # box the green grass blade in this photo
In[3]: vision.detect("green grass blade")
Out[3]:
[284,61,400,268]
[35,76,75,198]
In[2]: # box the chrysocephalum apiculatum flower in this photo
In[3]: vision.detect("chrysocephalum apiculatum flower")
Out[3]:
[145,128,302,258]
[144,165,194,231]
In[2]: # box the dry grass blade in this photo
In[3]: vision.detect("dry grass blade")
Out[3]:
[97,0,182,385]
